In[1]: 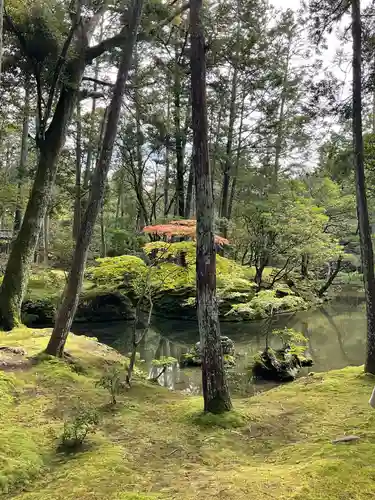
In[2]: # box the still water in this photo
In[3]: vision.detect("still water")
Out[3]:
[72,293,366,394]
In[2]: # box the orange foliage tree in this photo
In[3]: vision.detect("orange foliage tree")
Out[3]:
[142,220,229,246]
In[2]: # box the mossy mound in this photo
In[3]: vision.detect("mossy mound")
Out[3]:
[86,242,307,320]
[1,328,375,499]
[225,289,307,321]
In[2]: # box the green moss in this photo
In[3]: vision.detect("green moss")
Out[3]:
[227,290,308,320]
[1,330,375,499]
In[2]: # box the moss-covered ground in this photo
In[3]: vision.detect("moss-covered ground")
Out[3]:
[1,328,375,499]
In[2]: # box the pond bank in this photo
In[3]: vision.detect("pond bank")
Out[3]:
[1,328,375,499]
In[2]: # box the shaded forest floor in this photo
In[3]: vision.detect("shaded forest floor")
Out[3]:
[1,328,375,499]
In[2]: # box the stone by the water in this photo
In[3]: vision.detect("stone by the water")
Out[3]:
[252,347,313,383]
[181,336,235,367]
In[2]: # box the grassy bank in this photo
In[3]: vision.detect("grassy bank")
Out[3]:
[1,328,375,499]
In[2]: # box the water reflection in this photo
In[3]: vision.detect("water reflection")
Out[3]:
[72,292,366,394]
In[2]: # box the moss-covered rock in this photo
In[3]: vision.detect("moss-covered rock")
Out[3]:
[252,347,313,382]
[86,242,260,320]
[21,290,135,327]
[226,290,308,321]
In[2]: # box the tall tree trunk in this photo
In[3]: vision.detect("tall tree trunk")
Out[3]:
[190,0,232,413]
[0,55,86,329]
[220,66,238,235]
[273,34,291,185]
[14,83,30,233]
[185,158,194,218]
[82,21,103,205]
[174,46,185,217]
[317,255,342,298]
[352,0,375,374]
[46,0,144,357]
[100,206,106,258]
[0,0,3,80]
[228,88,245,222]
[164,80,171,216]
[43,211,49,265]
[73,102,82,241]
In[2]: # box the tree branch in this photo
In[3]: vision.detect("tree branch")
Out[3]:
[85,2,190,63]
[43,19,81,132]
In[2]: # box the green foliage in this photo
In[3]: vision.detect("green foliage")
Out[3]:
[106,229,147,257]
[88,255,147,291]
[61,406,100,450]
[272,327,307,346]
[96,365,128,405]
[88,242,257,305]
[227,290,307,320]
[151,356,177,368]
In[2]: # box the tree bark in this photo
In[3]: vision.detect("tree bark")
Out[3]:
[273,33,292,185]
[0,73,83,329]
[164,81,171,216]
[43,211,49,265]
[46,0,144,357]
[185,158,194,218]
[228,88,245,222]
[220,65,238,236]
[352,0,375,374]
[73,102,82,241]
[0,12,103,329]
[317,256,342,298]
[0,0,3,79]
[190,0,232,413]
[173,45,185,217]
[14,82,30,233]
[100,206,106,258]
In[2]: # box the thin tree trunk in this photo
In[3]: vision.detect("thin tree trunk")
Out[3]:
[46,0,144,357]
[82,22,103,203]
[14,82,30,233]
[43,211,49,265]
[100,206,106,258]
[190,0,232,413]
[0,69,84,329]
[185,158,194,218]
[220,66,238,236]
[352,0,375,374]
[273,35,291,185]
[301,253,309,279]
[164,78,171,217]
[317,256,342,298]
[0,0,3,80]
[228,88,245,222]
[73,102,82,241]
[174,45,185,217]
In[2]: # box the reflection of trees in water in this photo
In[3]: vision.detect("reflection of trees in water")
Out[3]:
[320,307,353,365]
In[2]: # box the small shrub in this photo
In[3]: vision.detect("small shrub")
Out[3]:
[60,407,99,450]
[96,365,128,405]
[149,357,177,382]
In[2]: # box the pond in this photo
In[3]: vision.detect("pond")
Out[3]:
[72,291,366,395]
